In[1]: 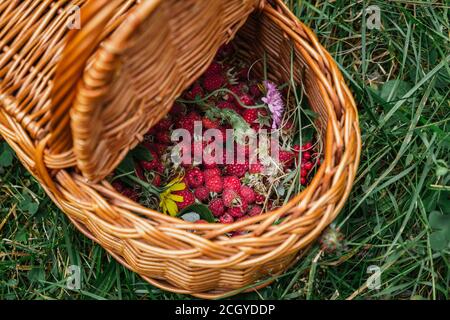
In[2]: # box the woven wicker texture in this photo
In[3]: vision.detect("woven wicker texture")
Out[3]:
[0,0,361,298]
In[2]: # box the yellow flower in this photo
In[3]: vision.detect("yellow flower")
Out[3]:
[159,176,186,217]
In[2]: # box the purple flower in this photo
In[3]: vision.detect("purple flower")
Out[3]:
[262,81,284,129]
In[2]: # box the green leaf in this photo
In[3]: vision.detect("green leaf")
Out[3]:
[428,210,450,230]
[18,192,39,215]
[118,153,135,173]
[178,204,215,223]
[131,145,153,162]
[379,80,413,102]
[0,143,14,168]
[430,230,449,251]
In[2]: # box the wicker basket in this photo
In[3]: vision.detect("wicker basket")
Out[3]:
[0,0,361,298]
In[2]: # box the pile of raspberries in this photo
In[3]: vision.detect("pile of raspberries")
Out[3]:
[112,43,318,224]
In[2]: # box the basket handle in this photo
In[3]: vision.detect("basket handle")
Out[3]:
[49,0,124,153]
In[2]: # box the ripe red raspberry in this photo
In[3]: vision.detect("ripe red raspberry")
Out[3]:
[239,94,254,107]
[203,168,221,180]
[203,74,225,92]
[202,117,220,129]
[303,161,313,171]
[225,163,247,178]
[195,219,208,224]
[134,164,146,181]
[204,62,223,77]
[228,207,245,219]
[178,112,201,133]
[185,83,204,100]
[255,193,265,204]
[223,176,241,192]
[205,175,223,193]
[219,213,234,224]
[249,162,263,174]
[279,150,295,168]
[301,168,308,177]
[300,177,307,185]
[242,109,258,124]
[140,150,160,171]
[174,189,195,209]
[302,142,313,151]
[186,168,204,188]
[239,186,256,204]
[209,198,225,217]
[223,189,239,207]
[303,151,311,160]
[194,186,210,202]
[248,205,263,217]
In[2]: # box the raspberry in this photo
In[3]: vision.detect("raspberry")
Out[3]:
[186,167,204,188]
[203,168,221,180]
[185,83,204,100]
[239,94,254,107]
[223,176,241,192]
[140,150,160,171]
[178,112,201,133]
[303,161,313,171]
[300,177,307,186]
[223,189,239,207]
[293,144,301,154]
[228,207,245,219]
[219,213,234,224]
[249,162,263,174]
[239,186,256,204]
[204,62,223,77]
[248,205,262,217]
[174,189,195,209]
[225,163,247,177]
[303,151,311,160]
[209,198,225,217]
[242,109,258,124]
[194,186,210,202]
[195,219,209,224]
[203,74,225,92]
[202,117,220,129]
[279,150,295,168]
[301,168,308,177]
[255,193,265,204]
[205,175,223,193]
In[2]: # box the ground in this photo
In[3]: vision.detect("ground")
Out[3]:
[0,0,449,300]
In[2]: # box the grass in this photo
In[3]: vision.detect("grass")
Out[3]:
[0,0,449,300]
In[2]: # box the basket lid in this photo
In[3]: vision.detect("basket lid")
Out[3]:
[51,0,259,182]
